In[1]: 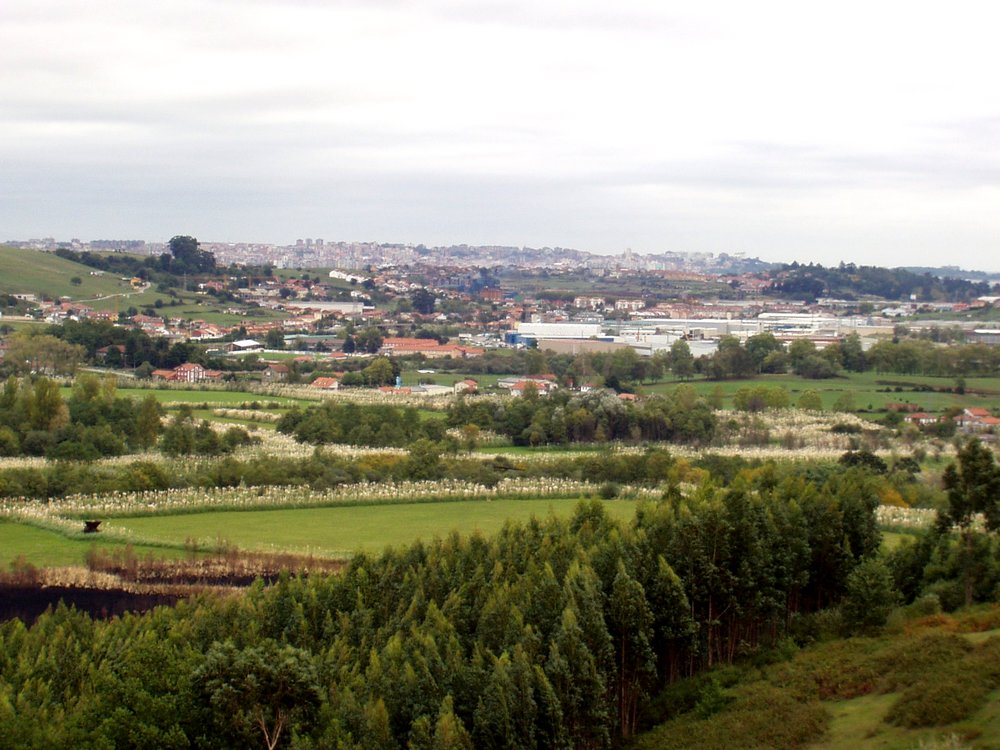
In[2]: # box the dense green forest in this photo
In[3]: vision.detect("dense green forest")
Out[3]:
[3,448,999,749]
[3,443,1000,748]
[1,465,882,748]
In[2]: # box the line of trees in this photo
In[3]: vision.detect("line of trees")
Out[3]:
[693,331,1000,381]
[277,402,445,448]
[0,375,162,460]
[0,465,884,748]
[0,375,255,461]
[765,261,995,302]
[447,386,717,446]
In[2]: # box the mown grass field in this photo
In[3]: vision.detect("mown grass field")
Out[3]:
[0,245,134,300]
[4,498,639,567]
[104,498,640,558]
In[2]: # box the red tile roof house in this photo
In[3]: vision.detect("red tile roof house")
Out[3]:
[964,408,992,419]
[311,376,340,390]
[173,362,207,383]
[379,337,484,359]
[454,379,478,394]
[956,407,1000,433]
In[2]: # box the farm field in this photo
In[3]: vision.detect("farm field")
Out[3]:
[642,371,1000,413]
[104,497,641,559]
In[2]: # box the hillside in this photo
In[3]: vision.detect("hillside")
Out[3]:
[632,606,1000,750]
[0,245,137,300]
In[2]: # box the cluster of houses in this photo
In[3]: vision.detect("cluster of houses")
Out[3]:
[898,405,1000,435]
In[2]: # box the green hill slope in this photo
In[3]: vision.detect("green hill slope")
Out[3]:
[633,606,1000,750]
[0,245,137,300]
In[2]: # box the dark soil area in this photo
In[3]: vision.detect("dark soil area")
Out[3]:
[0,583,186,624]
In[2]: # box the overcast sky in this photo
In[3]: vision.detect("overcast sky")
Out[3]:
[3,0,999,269]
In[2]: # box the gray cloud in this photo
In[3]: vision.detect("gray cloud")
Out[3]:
[2,0,999,271]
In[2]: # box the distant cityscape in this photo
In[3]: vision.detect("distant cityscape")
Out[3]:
[3,236,772,275]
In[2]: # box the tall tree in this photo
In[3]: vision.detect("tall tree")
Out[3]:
[939,439,1000,606]
[668,339,695,380]
[195,640,321,750]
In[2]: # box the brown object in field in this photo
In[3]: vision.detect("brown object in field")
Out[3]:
[83,520,101,534]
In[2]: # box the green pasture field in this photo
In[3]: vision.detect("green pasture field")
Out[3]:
[0,319,48,332]
[86,288,164,312]
[59,386,308,407]
[399,370,506,389]
[642,371,1000,414]
[0,245,135,300]
[103,498,640,559]
[173,305,288,325]
[0,521,183,569]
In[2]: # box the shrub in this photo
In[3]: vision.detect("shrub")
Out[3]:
[922,580,966,613]
[886,671,991,728]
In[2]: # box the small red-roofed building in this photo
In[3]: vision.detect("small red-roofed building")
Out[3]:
[311,376,340,390]
[454,378,478,394]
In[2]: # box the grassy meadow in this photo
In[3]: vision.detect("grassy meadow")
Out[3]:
[641,371,1000,414]
[5,497,639,568]
[0,245,134,300]
[105,497,640,558]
